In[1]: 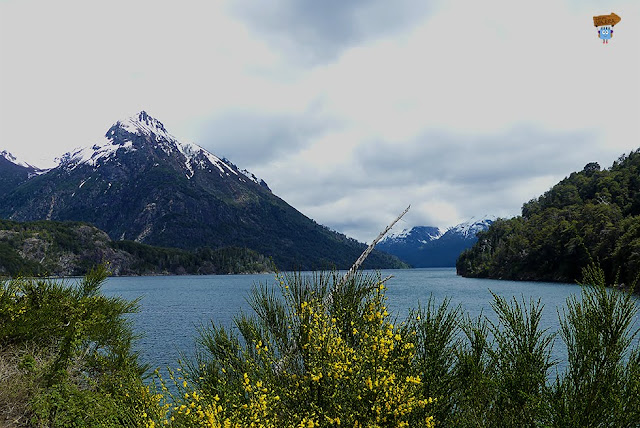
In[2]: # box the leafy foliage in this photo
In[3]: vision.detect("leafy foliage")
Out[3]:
[552,264,640,427]
[110,241,273,275]
[0,266,165,427]
[2,264,639,427]
[458,150,640,287]
[154,266,640,428]
[166,272,435,427]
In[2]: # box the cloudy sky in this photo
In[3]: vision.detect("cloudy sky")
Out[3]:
[1,0,639,242]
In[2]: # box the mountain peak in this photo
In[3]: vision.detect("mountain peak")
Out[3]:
[1,150,20,165]
[55,112,269,190]
[111,110,173,142]
[377,217,495,267]
[381,225,442,245]
[447,216,496,238]
[2,150,31,169]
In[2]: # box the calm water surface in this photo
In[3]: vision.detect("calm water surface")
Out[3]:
[101,268,639,377]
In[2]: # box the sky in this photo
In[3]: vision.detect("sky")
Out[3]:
[1,0,639,243]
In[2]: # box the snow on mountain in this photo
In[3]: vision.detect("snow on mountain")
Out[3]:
[446,216,496,238]
[1,150,37,169]
[118,110,173,142]
[1,150,48,177]
[385,228,412,240]
[56,111,266,186]
[377,216,495,267]
[174,140,238,179]
[57,140,137,169]
[381,226,442,245]
[239,168,261,185]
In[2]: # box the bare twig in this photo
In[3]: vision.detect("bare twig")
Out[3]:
[379,274,394,286]
[323,205,410,308]
[340,205,410,286]
[275,207,410,374]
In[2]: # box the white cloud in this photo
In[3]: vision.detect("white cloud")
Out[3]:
[1,0,638,241]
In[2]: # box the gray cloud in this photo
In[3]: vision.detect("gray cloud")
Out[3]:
[229,0,433,64]
[268,125,603,201]
[357,126,604,190]
[260,125,609,241]
[195,108,340,169]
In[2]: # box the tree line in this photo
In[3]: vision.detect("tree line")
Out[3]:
[458,149,640,289]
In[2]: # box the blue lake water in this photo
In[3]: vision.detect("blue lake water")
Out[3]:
[101,268,639,378]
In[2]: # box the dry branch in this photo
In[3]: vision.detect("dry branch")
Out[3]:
[340,205,410,286]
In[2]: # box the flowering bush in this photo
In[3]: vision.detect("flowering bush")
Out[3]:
[165,272,435,427]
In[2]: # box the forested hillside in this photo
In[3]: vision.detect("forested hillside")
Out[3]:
[0,220,272,276]
[457,149,640,287]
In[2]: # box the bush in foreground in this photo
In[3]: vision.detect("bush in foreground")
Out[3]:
[0,266,164,427]
[2,263,638,427]
[166,272,435,427]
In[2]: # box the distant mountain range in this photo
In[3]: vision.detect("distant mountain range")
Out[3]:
[377,217,495,267]
[0,111,406,272]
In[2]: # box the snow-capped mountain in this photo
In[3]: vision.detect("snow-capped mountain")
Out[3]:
[0,111,402,271]
[0,150,46,173]
[1,150,34,169]
[55,111,269,190]
[1,150,46,174]
[380,226,442,246]
[377,217,495,267]
[445,216,496,239]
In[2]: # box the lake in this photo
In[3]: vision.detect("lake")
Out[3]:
[101,268,639,378]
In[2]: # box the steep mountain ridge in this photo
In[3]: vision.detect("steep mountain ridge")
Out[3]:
[381,226,443,247]
[0,151,43,196]
[55,111,268,188]
[0,112,405,271]
[446,216,495,239]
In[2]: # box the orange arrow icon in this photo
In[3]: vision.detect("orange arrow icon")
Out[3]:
[593,13,621,27]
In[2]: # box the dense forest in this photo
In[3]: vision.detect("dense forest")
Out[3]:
[0,220,273,276]
[457,149,640,288]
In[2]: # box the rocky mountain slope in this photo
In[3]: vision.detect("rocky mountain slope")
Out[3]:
[0,219,272,276]
[0,151,43,196]
[0,112,405,271]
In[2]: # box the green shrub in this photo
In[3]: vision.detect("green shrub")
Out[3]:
[3,261,639,427]
[0,266,165,427]
[552,264,640,427]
